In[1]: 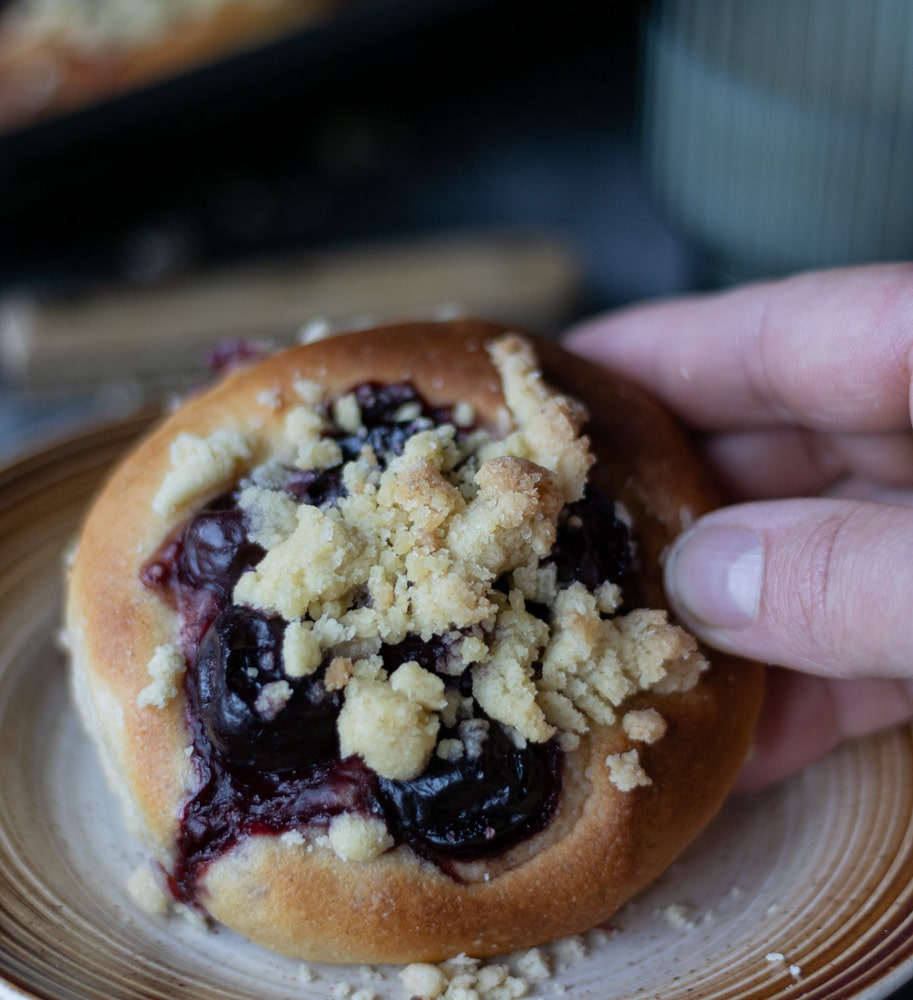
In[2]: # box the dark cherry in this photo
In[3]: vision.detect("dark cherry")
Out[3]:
[377,721,560,859]
[283,467,346,508]
[173,754,383,901]
[352,381,423,426]
[336,382,450,463]
[380,633,450,674]
[178,504,265,595]
[191,607,341,771]
[379,634,476,697]
[551,490,636,593]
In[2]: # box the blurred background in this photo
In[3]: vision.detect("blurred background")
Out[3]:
[2,0,913,461]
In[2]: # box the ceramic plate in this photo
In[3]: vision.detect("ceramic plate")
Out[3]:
[2,419,913,1000]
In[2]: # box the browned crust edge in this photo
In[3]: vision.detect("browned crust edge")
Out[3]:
[65,318,764,963]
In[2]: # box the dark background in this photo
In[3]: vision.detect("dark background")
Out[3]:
[0,0,690,308]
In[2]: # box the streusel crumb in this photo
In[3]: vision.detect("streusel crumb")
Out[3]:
[136,643,185,709]
[605,749,652,792]
[622,708,668,744]
[153,429,253,517]
[327,814,394,861]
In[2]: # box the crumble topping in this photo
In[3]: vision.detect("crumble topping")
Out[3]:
[237,485,298,548]
[137,643,185,709]
[338,672,443,781]
[400,948,553,1000]
[152,429,253,518]
[233,503,369,618]
[622,708,667,744]
[253,679,293,720]
[605,749,652,792]
[281,619,323,678]
[483,335,591,504]
[148,334,709,839]
[661,903,697,931]
[327,814,394,862]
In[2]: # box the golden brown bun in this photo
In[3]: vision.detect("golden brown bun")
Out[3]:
[0,0,345,131]
[65,318,764,964]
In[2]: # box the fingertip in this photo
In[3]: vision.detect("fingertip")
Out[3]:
[664,523,764,633]
[665,499,913,679]
[562,315,624,363]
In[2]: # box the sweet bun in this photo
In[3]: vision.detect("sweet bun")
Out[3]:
[64,318,764,964]
[0,0,346,131]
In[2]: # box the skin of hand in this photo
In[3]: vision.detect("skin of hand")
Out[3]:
[564,263,913,790]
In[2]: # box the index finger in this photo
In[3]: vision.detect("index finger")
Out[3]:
[565,264,913,434]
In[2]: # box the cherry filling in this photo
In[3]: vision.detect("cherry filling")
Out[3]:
[178,503,264,596]
[142,382,636,898]
[378,722,561,860]
[192,608,342,770]
[336,382,455,464]
[552,492,637,598]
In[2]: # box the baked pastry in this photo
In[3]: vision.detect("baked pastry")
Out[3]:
[64,318,764,964]
[0,0,347,131]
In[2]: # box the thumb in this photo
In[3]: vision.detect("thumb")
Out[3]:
[664,499,913,679]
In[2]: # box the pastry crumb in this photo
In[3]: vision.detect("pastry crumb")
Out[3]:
[514,949,551,983]
[765,953,802,980]
[660,903,695,930]
[238,485,298,549]
[282,619,323,678]
[153,429,253,517]
[551,935,586,972]
[253,679,292,720]
[337,676,440,780]
[622,708,667,744]
[173,900,209,929]
[605,749,652,792]
[327,814,394,862]
[401,951,536,1000]
[390,661,447,711]
[136,643,185,709]
[400,963,449,999]
[324,656,355,692]
[330,983,378,1000]
[126,865,169,917]
[256,386,282,410]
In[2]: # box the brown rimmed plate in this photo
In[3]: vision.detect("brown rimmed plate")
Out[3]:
[1,419,913,1000]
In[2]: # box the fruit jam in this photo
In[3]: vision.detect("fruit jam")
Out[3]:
[142,382,635,898]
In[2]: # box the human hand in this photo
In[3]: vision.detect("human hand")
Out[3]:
[565,263,913,790]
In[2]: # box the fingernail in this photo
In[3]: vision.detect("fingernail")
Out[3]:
[666,525,763,629]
